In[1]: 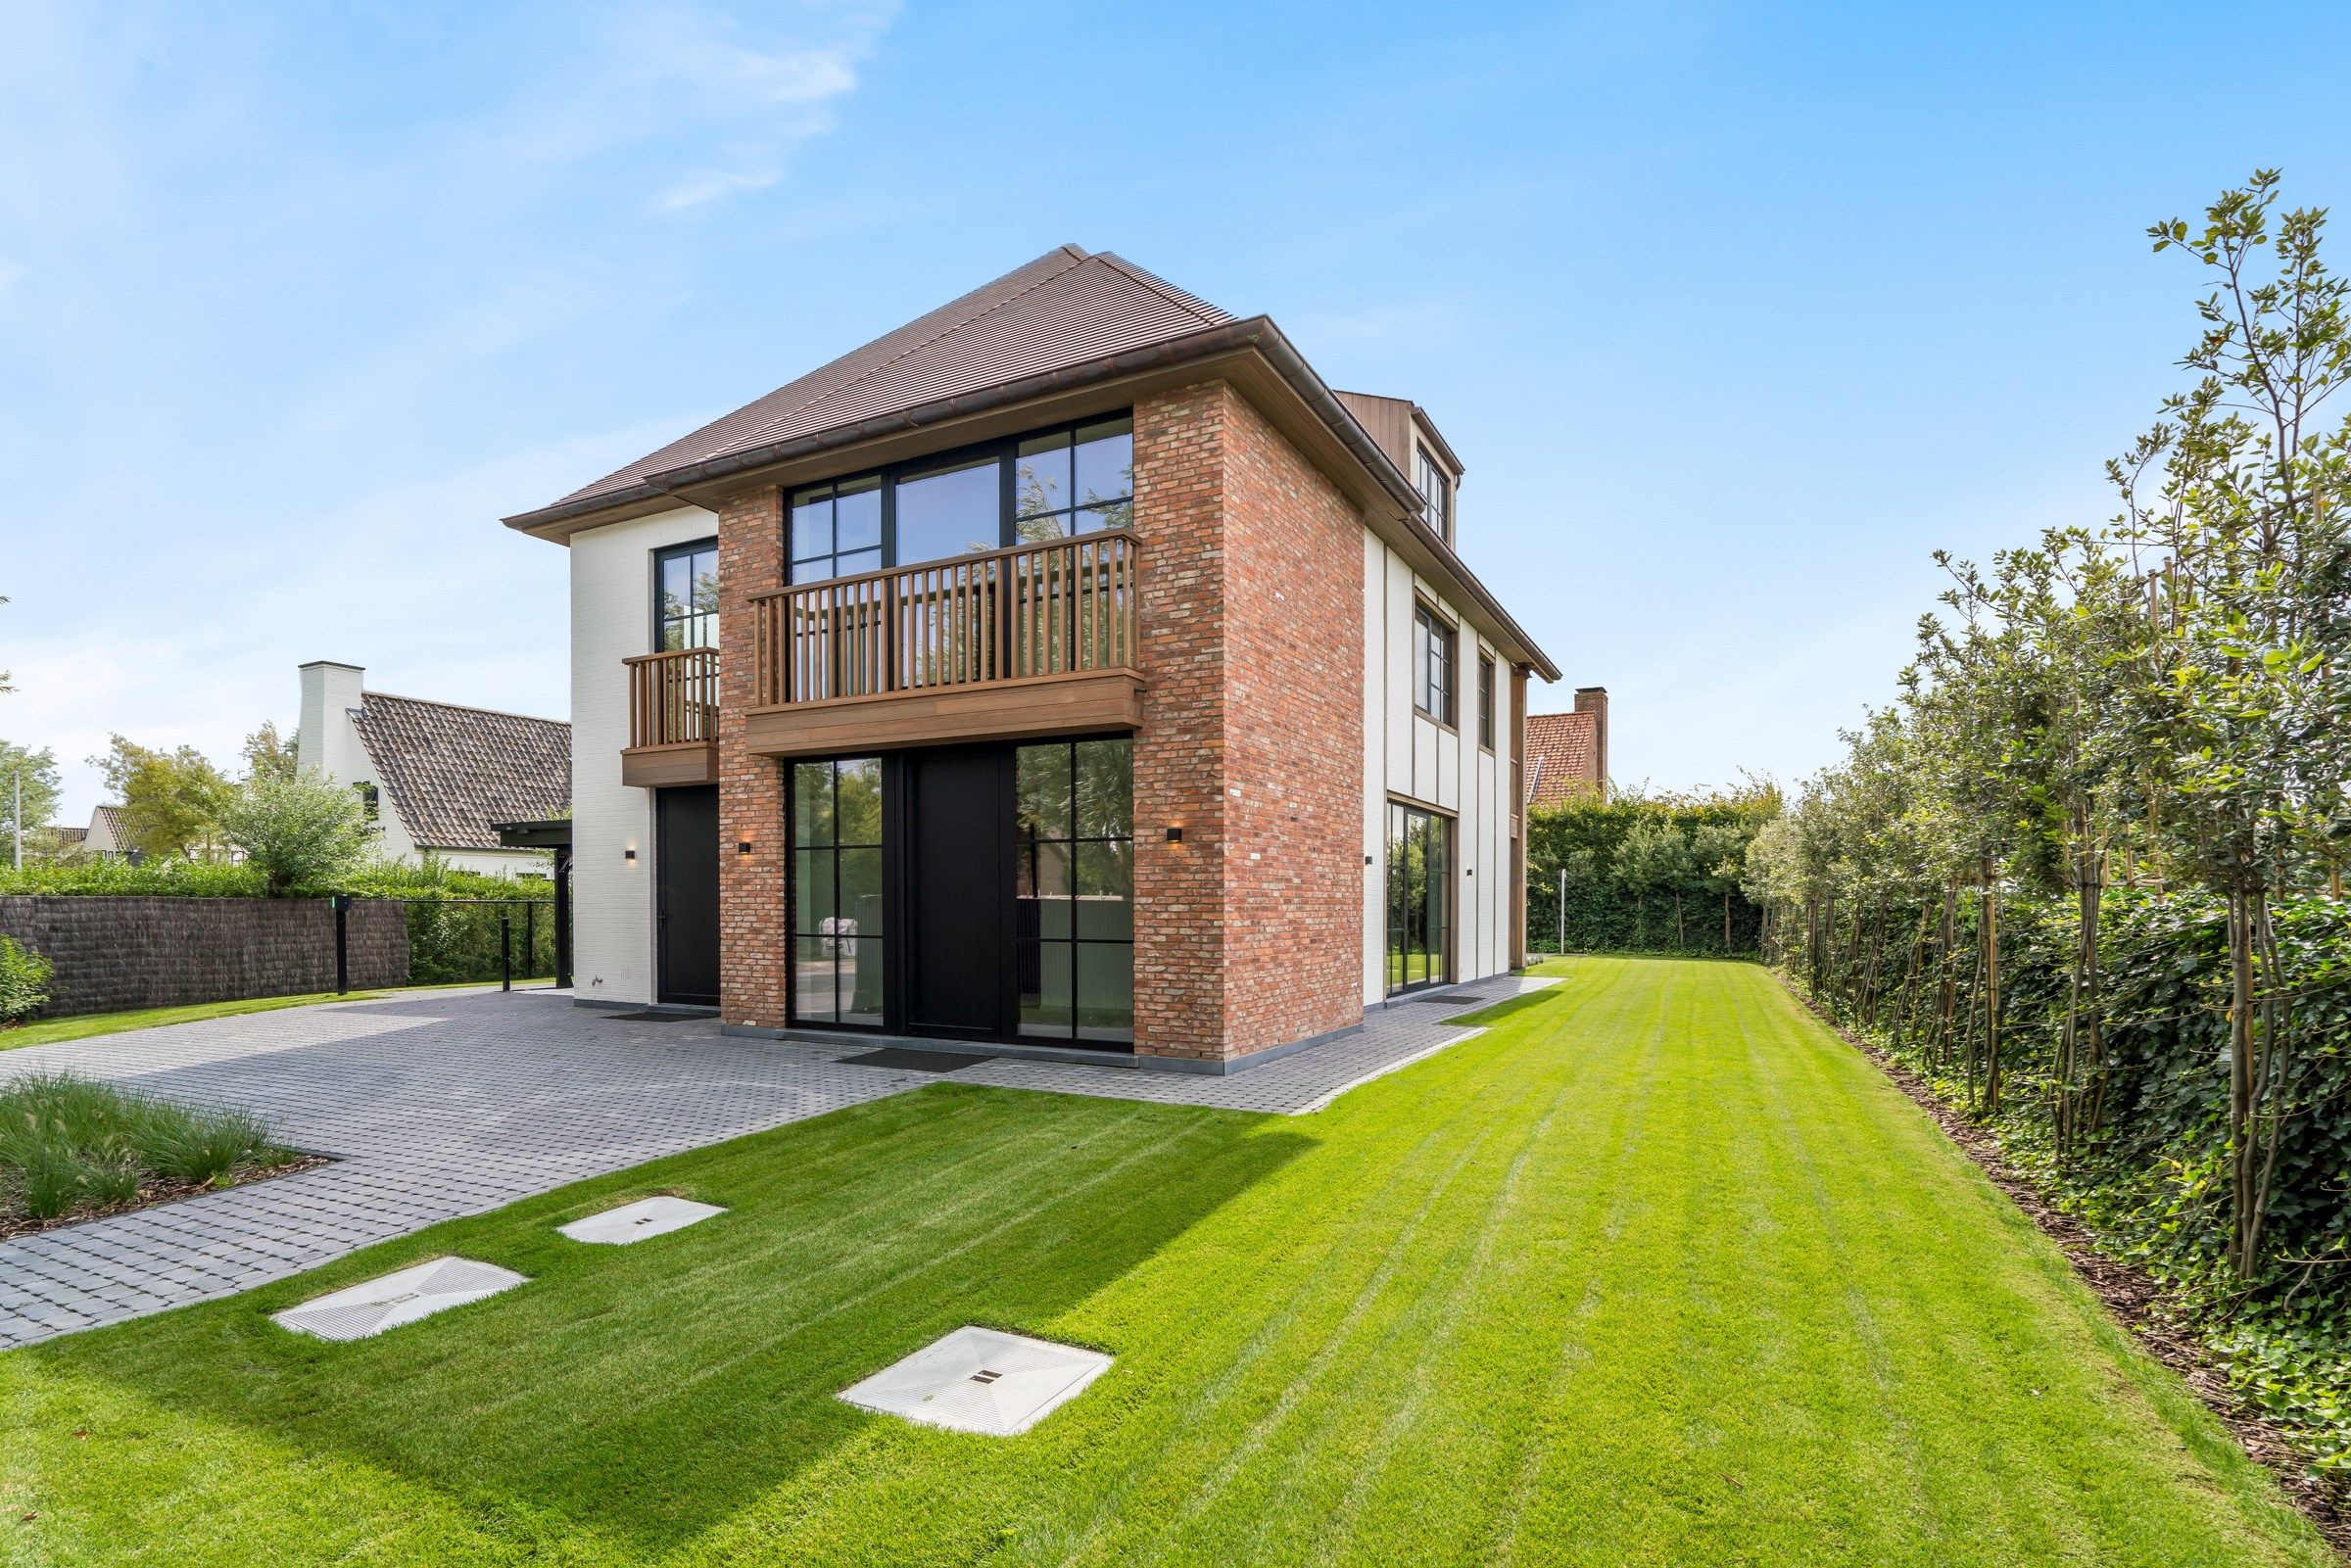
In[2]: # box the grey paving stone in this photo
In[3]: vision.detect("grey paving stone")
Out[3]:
[0,974,1547,1345]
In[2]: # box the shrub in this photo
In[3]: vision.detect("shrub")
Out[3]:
[218,770,375,895]
[0,934,51,1024]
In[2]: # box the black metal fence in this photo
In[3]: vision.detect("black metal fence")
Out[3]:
[334,896,565,992]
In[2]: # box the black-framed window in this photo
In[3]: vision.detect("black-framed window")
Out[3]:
[1386,802,1452,995]
[789,476,882,586]
[1414,445,1452,542]
[1415,601,1457,727]
[655,540,719,649]
[789,413,1134,585]
[1477,654,1496,751]
[791,757,884,1027]
[1016,737,1133,1044]
[1016,416,1134,543]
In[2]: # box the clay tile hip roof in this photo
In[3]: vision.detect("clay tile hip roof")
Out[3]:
[1525,710,1600,809]
[347,693,570,852]
[536,246,1232,517]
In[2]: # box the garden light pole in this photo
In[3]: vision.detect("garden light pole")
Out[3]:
[10,767,19,872]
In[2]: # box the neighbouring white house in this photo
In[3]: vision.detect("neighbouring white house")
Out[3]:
[79,804,127,857]
[295,661,570,877]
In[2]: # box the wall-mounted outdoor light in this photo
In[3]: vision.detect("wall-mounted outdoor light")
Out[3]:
[623,847,638,865]
[737,841,753,856]
[1165,826,1184,844]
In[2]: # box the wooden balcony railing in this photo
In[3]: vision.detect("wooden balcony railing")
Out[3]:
[625,646,719,749]
[750,530,1141,708]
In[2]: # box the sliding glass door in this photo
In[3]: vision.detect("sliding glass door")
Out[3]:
[1385,803,1453,995]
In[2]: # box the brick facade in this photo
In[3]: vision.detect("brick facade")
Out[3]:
[0,897,408,1018]
[715,486,790,1030]
[1130,381,1367,1064]
[1130,384,1232,1060]
[1215,389,1367,1056]
[705,381,1370,1064]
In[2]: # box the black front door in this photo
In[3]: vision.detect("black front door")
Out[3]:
[656,784,721,1006]
[901,749,1009,1039]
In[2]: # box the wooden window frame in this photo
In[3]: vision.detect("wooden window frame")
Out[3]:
[1476,652,1496,752]
[1413,597,1459,731]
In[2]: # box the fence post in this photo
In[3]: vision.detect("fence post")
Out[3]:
[523,901,536,981]
[500,912,512,994]
[333,894,350,994]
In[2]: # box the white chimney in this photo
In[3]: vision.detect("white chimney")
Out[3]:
[298,661,367,782]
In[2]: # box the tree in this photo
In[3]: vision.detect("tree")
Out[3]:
[219,771,374,896]
[242,722,298,784]
[90,736,236,861]
[2116,170,2351,1276]
[1614,818,1693,947]
[0,741,62,854]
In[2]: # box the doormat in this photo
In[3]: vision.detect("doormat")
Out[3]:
[272,1258,526,1342]
[840,1048,995,1073]
[605,1010,704,1022]
[840,1325,1112,1435]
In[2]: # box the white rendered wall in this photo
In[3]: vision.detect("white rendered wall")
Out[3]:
[568,505,719,1006]
[1360,531,1518,1005]
[295,659,549,878]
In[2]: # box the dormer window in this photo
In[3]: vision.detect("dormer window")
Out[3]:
[1414,444,1452,544]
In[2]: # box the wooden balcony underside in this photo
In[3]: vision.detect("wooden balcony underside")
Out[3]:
[621,739,719,787]
[744,668,1143,759]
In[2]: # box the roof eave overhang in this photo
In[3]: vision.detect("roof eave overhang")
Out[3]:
[504,317,1559,682]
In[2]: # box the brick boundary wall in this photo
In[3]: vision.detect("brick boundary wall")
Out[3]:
[0,897,408,1019]
[715,485,791,1030]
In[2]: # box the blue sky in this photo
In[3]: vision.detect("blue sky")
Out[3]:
[6,1,2351,820]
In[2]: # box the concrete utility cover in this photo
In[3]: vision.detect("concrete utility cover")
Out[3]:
[557,1196,725,1245]
[271,1257,526,1342]
[839,1326,1113,1436]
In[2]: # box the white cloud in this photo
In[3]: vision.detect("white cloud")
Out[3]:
[657,166,783,211]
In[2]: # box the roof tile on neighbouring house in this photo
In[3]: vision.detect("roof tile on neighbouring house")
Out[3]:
[1526,710,1601,810]
[348,694,569,852]
[536,246,1234,516]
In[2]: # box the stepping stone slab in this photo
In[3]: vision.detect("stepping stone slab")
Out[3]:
[840,1326,1112,1436]
[271,1258,525,1342]
[557,1196,725,1246]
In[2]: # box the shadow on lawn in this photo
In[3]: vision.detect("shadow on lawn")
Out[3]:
[36,1083,1311,1555]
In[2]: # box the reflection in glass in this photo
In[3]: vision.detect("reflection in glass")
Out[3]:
[792,757,888,1029]
[1021,941,1074,1031]
[656,542,718,650]
[1074,739,1132,837]
[1384,802,1452,995]
[894,457,1000,566]
[1014,738,1133,1045]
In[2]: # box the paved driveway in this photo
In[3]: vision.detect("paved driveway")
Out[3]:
[0,975,1550,1347]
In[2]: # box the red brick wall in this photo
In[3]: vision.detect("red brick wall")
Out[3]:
[1131,381,1367,1064]
[715,486,789,1029]
[707,385,1369,1064]
[1217,391,1366,1056]
[1131,384,1232,1060]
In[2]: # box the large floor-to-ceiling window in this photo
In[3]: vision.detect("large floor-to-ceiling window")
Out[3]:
[1386,802,1453,995]
[791,757,884,1026]
[787,414,1134,585]
[1016,737,1134,1044]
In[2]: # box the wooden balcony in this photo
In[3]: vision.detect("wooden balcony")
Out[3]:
[745,530,1144,758]
[622,647,719,786]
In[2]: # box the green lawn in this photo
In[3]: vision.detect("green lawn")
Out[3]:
[0,958,2327,1565]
